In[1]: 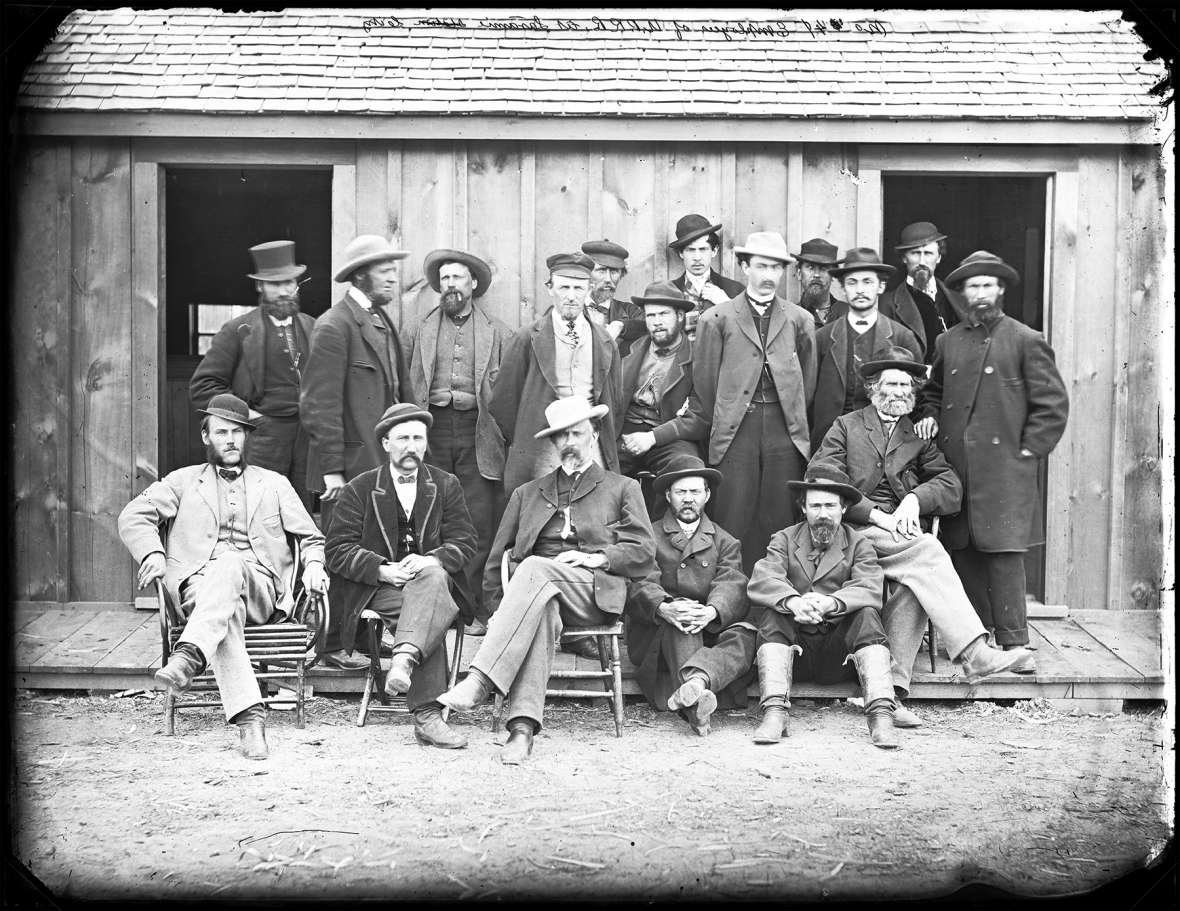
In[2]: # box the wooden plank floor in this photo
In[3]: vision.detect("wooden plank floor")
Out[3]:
[11,603,1165,703]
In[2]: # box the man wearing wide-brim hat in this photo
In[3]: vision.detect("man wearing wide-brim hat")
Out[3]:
[625,457,757,736]
[190,240,318,508]
[300,234,413,669]
[438,397,656,764]
[746,465,900,749]
[914,252,1068,668]
[810,248,923,451]
[792,237,848,330]
[666,214,745,337]
[117,393,328,760]
[811,346,1038,726]
[323,403,478,748]
[878,220,965,362]
[580,239,647,358]
[403,248,513,636]
[685,230,818,575]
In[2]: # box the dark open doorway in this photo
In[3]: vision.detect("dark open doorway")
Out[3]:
[883,173,1050,599]
[162,167,332,472]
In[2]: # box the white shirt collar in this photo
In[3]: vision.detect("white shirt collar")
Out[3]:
[906,274,938,298]
[685,271,709,293]
[677,519,700,538]
[847,309,879,333]
[267,314,293,328]
[347,286,373,310]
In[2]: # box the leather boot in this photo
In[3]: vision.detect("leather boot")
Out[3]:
[1003,643,1037,674]
[154,642,206,695]
[384,648,419,696]
[437,669,493,713]
[752,643,801,744]
[893,698,923,728]
[231,703,268,760]
[562,636,601,661]
[499,717,535,765]
[667,673,717,736]
[851,644,899,749]
[413,704,468,749]
[959,635,1036,684]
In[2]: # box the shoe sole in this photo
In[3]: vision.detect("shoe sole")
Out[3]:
[667,680,706,712]
[383,673,412,697]
[414,731,468,749]
[964,653,1036,685]
[153,669,191,695]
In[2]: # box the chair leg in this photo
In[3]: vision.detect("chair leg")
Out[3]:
[296,656,306,729]
[927,620,937,673]
[357,672,373,727]
[492,693,504,734]
[443,624,464,725]
[164,691,175,735]
[609,634,624,737]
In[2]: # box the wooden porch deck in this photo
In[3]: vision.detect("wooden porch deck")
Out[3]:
[11,603,1166,708]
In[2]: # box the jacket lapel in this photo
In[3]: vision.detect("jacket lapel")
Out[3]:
[864,408,889,457]
[887,415,916,456]
[621,336,648,399]
[831,319,850,397]
[763,296,789,348]
[370,465,399,558]
[412,466,439,538]
[590,322,611,397]
[473,306,494,387]
[244,465,267,525]
[657,339,690,404]
[345,293,392,382]
[532,318,560,393]
[789,525,818,582]
[241,309,266,398]
[420,307,442,389]
[812,526,847,582]
[569,461,604,504]
[734,296,762,350]
[684,514,716,558]
[196,464,219,520]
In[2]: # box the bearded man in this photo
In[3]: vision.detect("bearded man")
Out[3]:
[879,221,964,361]
[580,240,646,357]
[190,241,317,506]
[793,237,847,330]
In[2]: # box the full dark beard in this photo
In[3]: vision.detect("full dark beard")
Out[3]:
[590,285,615,305]
[808,519,837,546]
[800,283,830,310]
[910,264,933,289]
[440,289,468,316]
[262,297,300,320]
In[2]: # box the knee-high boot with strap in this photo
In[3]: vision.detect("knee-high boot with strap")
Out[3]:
[752,642,802,744]
[851,644,899,749]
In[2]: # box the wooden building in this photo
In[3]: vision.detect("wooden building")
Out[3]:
[11,9,1171,630]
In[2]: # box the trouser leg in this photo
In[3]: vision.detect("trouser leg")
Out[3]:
[952,546,994,630]
[983,551,1029,646]
[753,405,804,577]
[682,624,758,694]
[882,580,926,694]
[712,409,762,575]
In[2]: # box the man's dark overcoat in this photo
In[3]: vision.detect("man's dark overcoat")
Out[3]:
[600,297,647,358]
[917,314,1068,552]
[618,333,697,445]
[879,279,964,361]
[324,462,478,650]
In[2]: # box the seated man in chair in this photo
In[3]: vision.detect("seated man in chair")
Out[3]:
[117,393,327,760]
[438,396,656,764]
[324,403,478,748]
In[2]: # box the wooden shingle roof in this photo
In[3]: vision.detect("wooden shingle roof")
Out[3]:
[19,8,1165,120]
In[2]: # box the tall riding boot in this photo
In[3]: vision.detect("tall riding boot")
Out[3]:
[752,643,801,744]
[230,702,269,760]
[851,644,899,749]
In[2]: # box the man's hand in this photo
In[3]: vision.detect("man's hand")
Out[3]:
[554,551,608,569]
[683,603,718,634]
[913,417,938,440]
[621,431,656,457]
[399,553,441,576]
[656,600,695,633]
[378,562,416,587]
[890,494,922,542]
[700,282,731,305]
[320,473,347,501]
[302,561,328,594]
[786,596,823,626]
[137,552,166,590]
[606,320,625,340]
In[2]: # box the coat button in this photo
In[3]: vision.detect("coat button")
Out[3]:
[984,366,994,375]
[947,404,953,410]
[992,437,1000,445]
[680,562,687,568]
[701,561,709,567]
[876,461,882,467]
[951,368,958,375]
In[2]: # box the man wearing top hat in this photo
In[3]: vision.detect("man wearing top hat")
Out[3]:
[811,347,1037,726]
[403,249,513,636]
[915,252,1068,667]
[580,240,646,358]
[190,241,318,508]
[118,393,328,760]
[489,252,624,498]
[301,234,413,669]
[879,221,964,361]
[625,458,755,736]
[746,466,897,749]
[438,397,656,764]
[617,281,704,482]
[687,230,817,575]
[792,237,848,330]
[666,214,745,338]
[323,403,478,748]
[810,248,922,451]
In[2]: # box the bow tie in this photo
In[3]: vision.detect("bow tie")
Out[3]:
[654,345,675,357]
[807,546,827,566]
[854,319,869,327]
[218,468,241,482]
[396,473,416,485]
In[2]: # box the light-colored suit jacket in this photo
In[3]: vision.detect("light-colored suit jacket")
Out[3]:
[117,464,325,614]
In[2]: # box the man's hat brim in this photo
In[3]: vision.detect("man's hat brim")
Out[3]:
[199,407,257,430]
[334,249,410,283]
[668,221,723,251]
[534,403,609,439]
[652,466,723,497]
[248,264,307,282]
[946,261,1020,288]
[830,262,896,279]
[894,231,948,252]
[787,478,863,504]
[631,294,695,312]
[423,249,493,298]
[858,359,927,380]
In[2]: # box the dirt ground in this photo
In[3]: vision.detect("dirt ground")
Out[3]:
[6,688,1173,903]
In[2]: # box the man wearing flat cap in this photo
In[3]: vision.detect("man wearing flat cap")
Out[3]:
[747,466,897,749]
[617,281,705,483]
[687,230,817,575]
[438,397,655,764]
[915,252,1068,668]
[810,248,922,451]
[792,238,848,330]
[301,234,413,669]
[118,394,328,760]
[666,214,745,338]
[489,252,625,498]
[403,249,512,636]
[580,239,646,358]
[190,241,317,508]
[625,458,755,736]
[879,221,964,361]
[323,403,478,747]
[810,346,1036,725]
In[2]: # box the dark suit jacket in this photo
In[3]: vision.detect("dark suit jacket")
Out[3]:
[799,294,848,331]
[483,461,655,616]
[880,279,964,362]
[300,292,411,492]
[618,334,696,445]
[598,297,647,359]
[810,314,923,451]
[189,307,316,411]
[670,269,746,306]
[747,523,883,631]
[811,405,962,526]
[324,463,478,648]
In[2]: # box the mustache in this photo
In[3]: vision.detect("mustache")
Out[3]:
[559,445,580,460]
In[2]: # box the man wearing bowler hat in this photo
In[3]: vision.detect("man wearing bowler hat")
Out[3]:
[625,458,755,736]
[617,281,705,482]
[323,403,478,748]
[301,234,413,669]
[666,214,745,338]
[190,241,318,508]
[792,237,847,330]
[915,252,1068,667]
[687,230,817,575]
[580,239,646,357]
[438,397,655,764]
[879,221,964,361]
[118,393,328,760]
[403,248,512,636]
[810,248,922,451]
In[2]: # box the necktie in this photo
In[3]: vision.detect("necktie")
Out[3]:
[564,318,579,347]
[396,473,416,485]
[854,319,869,327]
[807,546,826,566]
[280,323,300,371]
[218,468,240,482]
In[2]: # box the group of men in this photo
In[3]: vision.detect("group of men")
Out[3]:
[121,212,1069,762]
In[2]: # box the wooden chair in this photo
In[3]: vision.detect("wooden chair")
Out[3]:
[925,515,941,672]
[491,552,625,737]
[355,607,465,727]
[155,534,328,733]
